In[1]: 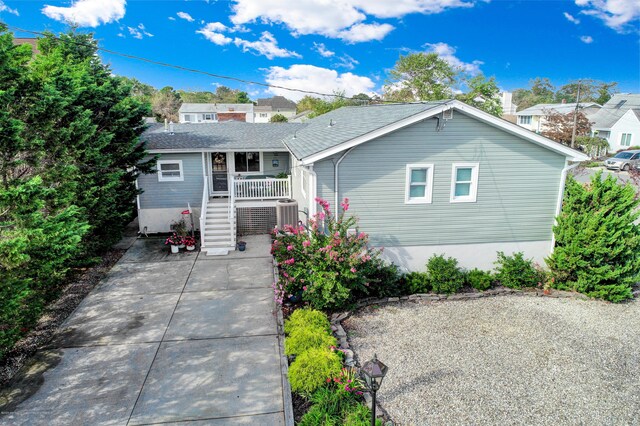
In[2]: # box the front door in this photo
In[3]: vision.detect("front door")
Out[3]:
[211,152,228,194]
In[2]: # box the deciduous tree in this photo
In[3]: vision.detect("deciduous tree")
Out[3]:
[384,52,458,101]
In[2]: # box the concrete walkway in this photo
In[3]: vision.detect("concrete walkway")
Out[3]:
[0,235,284,425]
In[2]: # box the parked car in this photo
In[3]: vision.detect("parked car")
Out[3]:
[604,150,640,171]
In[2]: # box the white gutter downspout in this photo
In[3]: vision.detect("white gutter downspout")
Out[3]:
[551,160,580,253]
[334,148,355,211]
[307,164,318,217]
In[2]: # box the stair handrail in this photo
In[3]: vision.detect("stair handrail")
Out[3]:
[199,175,208,248]
[228,175,236,248]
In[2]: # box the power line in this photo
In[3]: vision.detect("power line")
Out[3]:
[7,25,375,102]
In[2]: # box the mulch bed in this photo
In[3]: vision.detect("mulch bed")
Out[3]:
[292,392,313,423]
[0,248,125,387]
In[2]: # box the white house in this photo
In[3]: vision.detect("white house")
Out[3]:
[589,94,640,152]
[501,92,517,115]
[254,96,297,123]
[178,103,255,124]
[515,102,601,133]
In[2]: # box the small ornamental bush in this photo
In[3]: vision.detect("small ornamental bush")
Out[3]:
[494,251,541,289]
[283,308,331,335]
[272,197,395,310]
[288,347,342,395]
[344,403,382,426]
[405,271,431,294]
[547,173,640,302]
[426,254,465,294]
[466,268,494,291]
[285,327,337,357]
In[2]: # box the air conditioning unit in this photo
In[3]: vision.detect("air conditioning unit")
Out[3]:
[276,199,298,229]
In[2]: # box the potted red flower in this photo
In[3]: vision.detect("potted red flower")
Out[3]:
[183,236,197,251]
[165,233,182,254]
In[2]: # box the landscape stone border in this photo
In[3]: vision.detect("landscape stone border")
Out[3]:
[329,286,606,426]
[273,263,295,426]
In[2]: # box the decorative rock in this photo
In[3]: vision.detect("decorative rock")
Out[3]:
[388,297,400,302]
[331,325,338,332]
[335,327,347,338]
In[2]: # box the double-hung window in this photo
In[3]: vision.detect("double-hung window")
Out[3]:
[183,114,191,122]
[621,133,632,147]
[405,164,434,204]
[450,163,479,203]
[157,160,183,182]
[203,113,217,121]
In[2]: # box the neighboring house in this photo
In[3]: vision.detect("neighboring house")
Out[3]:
[254,96,297,123]
[589,93,640,152]
[285,100,588,270]
[137,100,588,268]
[178,103,255,124]
[290,110,312,123]
[137,121,302,254]
[515,102,601,133]
[13,38,40,55]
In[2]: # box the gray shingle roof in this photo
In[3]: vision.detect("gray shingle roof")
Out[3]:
[516,102,600,116]
[590,93,640,129]
[141,122,303,151]
[285,102,446,160]
[178,103,254,113]
[256,96,296,110]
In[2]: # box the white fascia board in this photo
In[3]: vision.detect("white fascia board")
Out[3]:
[146,148,287,154]
[300,103,452,165]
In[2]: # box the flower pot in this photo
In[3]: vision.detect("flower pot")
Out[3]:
[178,244,185,249]
[237,241,247,251]
[170,245,180,254]
[186,245,196,251]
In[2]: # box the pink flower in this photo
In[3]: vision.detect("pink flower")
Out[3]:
[284,258,295,265]
[302,240,311,247]
[334,232,340,238]
[340,198,349,212]
[287,245,293,251]
[350,267,356,273]
[303,286,307,291]
[317,211,326,220]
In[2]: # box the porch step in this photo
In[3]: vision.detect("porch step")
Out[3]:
[203,247,231,256]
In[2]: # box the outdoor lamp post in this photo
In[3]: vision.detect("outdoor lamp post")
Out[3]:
[361,354,388,426]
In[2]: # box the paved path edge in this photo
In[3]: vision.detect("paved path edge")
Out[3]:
[273,263,294,426]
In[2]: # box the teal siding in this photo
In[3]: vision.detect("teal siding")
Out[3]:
[315,112,566,246]
[138,153,204,209]
[262,152,290,175]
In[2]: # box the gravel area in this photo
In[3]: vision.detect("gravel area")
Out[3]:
[344,297,640,425]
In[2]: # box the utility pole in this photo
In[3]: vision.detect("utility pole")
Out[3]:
[570,80,581,148]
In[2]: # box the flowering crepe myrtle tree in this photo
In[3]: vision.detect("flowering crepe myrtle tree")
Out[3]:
[272,197,384,310]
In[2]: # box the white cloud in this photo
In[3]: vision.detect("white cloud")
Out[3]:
[168,16,176,21]
[42,0,125,27]
[177,11,194,22]
[233,31,301,59]
[423,42,483,75]
[264,64,375,101]
[580,35,594,43]
[0,1,18,16]
[313,42,335,57]
[564,12,580,24]
[230,0,475,42]
[337,22,394,43]
[334,54,359,70]
[575,0,640,32]
[196,22,233,45]
[127,24,153,39]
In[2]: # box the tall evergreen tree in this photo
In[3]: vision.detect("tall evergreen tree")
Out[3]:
[547,173,640,302]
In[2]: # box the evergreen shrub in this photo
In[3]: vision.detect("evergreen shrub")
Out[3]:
[494,251,542,289]
[426,254,465,294]
[288,348,342,395]
[466,268,494,291]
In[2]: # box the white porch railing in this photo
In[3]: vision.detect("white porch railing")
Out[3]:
[233,176,291,200]
[199,175,208,248]
[228,175,236,248]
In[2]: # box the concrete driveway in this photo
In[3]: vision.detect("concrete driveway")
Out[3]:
[0,235,284,425]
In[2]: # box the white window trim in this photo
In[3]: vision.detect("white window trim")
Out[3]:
[157,160,184,182]
[232,151,262,175]
[620,133,632,147]
[450,162,479,203]
[405,164,434,204]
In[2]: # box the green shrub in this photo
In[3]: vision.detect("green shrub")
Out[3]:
[284,308,331,335]
[285,327,337,357]
[547,173,640,302]
[343,403,382,426]
[356,260,407,299]
[405,271,431,293]
[466,268,494,291]
[288,348,342,395]
[298,403,340,426]
[426,254,465,294]
[494,251,542,289]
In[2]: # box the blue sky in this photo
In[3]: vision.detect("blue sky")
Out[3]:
[2,0,639,101]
